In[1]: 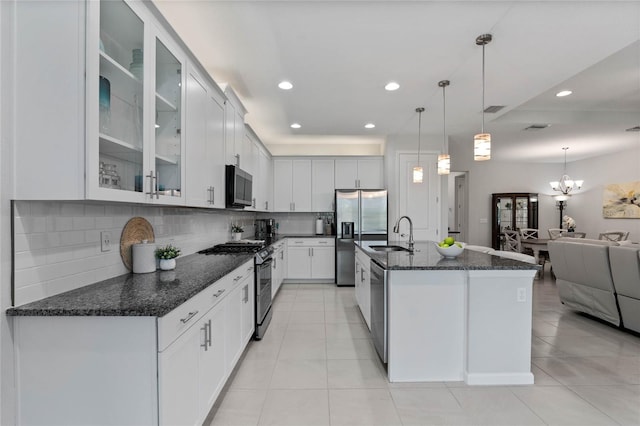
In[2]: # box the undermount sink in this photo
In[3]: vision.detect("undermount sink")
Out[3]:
[369,245,409,252]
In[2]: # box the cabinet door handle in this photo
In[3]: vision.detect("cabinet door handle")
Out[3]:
[180,310,199,324]
[243,284,249,303]
[253,198,256,208]
[235,154,240,167]
[201,322,208,351]
[280,251,284,260]
[146,171,155,198]
[361,269,365,282]
[265,201,269,210]
[154,171,160,198]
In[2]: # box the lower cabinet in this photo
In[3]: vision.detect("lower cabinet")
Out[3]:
[355,247,371,329]
[13,259,255,426]
[286,238,335,280]
[158,302,225,426]
[271,241,286,298]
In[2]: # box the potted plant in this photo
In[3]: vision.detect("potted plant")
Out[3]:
[231,224,244,241]
[155,244,181,270]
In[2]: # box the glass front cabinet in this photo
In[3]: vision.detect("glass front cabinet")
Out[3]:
[86,0,185,204]
[491,193,539,250]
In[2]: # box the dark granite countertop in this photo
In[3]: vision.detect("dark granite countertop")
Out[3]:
[6,252,254,317]
[356,240,540,271]
[6,235,337,318]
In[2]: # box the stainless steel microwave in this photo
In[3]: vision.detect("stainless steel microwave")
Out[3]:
[226,165,253,208]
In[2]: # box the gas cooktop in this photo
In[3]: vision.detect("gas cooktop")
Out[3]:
[198,241,266,255]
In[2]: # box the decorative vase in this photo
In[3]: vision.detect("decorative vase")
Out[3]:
[159,258,176,271]
[232,232,242,241]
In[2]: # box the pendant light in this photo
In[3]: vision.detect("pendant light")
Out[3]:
[413,107,425,183]
[437,80,451,175]
[474,33,492,161]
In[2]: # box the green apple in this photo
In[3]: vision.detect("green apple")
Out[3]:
[444,236,455,246]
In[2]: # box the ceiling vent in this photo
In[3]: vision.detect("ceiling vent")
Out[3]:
[483,105,505,113]
[523,124,550,131]
[625,126,640,132]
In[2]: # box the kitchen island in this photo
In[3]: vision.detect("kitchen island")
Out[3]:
[356,240,539,386]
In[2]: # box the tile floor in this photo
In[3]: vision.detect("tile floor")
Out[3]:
[209,276,640,426]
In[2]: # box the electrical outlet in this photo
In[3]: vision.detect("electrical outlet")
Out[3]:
[101,231,112,252]
[517,287,526,302]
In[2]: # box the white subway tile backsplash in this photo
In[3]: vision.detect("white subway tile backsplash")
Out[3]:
[13,200,259,306]
[60,203,85,217]
[72,216,96,231]
[59,230,85,247]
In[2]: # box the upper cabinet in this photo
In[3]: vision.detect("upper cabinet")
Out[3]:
[87,0,187,204]
[273,159,312,212]
[184,65,226,208]
[312,159,335,212]
[223,87,247,167]
[335,158,384,189]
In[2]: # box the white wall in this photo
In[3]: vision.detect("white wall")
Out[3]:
[450,140,640,246]
[1,0,15,422]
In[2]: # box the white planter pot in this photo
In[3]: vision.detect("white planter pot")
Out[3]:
[232,232,242,241]
[159,258,176,271]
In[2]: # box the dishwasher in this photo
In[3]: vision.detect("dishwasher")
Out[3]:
[370,259,387,363]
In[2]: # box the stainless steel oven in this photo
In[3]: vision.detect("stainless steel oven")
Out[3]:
[198,242,274,340]
[254,247,273,340]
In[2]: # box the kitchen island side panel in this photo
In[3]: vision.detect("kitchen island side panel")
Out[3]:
[465,270,535,385]
[15,316,158,425]
[387,270,466,382]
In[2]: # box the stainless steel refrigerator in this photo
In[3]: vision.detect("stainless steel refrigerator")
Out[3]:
[335,189,388,286]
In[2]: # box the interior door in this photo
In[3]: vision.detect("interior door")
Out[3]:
[397,153,440,241]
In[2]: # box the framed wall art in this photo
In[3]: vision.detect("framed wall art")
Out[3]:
[603,181,640,218]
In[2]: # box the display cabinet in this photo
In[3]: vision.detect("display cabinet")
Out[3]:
[491,193,539,250]
[87,0,186,204]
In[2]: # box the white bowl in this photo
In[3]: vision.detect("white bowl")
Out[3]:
[434,242,465,259]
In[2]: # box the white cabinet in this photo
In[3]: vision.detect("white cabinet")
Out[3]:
[273,159,312,212]
[355,246,371,329]
[223,86,247,167]
[272,241,286,298]
[244,125,271,211]
[335,158,384,189]
[87,0,187,204]
[185,66,225,208]
[225,262,255,370]
[286,238,335,280]
[312,159,335,212]
[259,147,273,211]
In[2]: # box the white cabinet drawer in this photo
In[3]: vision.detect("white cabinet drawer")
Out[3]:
[287,238,335,247]
[158,277,230,351]
[227,260,255,286]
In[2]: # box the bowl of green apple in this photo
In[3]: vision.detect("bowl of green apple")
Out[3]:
[434,237,465,259]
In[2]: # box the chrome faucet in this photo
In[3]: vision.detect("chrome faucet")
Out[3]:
[393,216,414,252]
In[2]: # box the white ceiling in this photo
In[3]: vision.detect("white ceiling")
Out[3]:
[153,0,640,163]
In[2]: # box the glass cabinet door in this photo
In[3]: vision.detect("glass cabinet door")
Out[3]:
[154,38,183,198]
[97,0,145,194]
[514,197,530,231]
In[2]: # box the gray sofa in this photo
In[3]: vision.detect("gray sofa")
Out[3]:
[547,238,620,326]
[609,246,640,333]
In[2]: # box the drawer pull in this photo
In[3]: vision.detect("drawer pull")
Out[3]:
[180,310,199,324]
[233,275,243,282]
[319,241,328,244]
[213,289,226,298]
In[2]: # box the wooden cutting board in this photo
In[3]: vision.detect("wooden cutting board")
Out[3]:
[120,217,155,270]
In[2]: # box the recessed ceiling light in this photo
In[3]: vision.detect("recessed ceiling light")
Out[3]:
[278,81,293,90]
[364,123,375,129]
[290,123,301,129]
[385,82,400,91]
[556,90,572,97]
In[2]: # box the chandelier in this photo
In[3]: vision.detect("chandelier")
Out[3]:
[549,147,583,200]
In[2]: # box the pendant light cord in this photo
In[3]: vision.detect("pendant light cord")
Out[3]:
[481,43,485,134]
[416,107,424,166]
[442,85,446,151]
